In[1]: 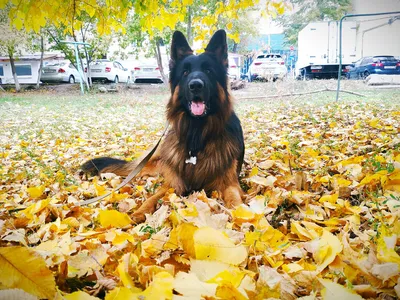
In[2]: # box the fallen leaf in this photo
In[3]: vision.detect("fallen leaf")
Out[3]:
[98,210,132,228]
[193,227,247,265]
[318,278,363,300]
[0,247,56,299]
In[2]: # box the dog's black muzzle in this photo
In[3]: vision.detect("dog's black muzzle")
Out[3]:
[185,72,210,117]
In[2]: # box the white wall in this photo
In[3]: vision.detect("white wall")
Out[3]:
[352,0,400,57]
[0,61,41,84]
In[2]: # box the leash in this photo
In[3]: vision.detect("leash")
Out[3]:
[54,123,169,208]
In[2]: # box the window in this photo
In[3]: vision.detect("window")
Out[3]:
[266,54,282,59]
[0,65,3,76]
[373,56,396,62]
[15,64,32,76]
[361,58,372,65]
[354,59,362,67]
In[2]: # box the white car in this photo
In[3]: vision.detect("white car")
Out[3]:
[41,61,82,83]
[249,53,287,81]
[228,57,240,80]
[132,64,164,83]
[88,60,131,83]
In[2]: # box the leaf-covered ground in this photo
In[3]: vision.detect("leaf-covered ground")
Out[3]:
[1,82,400,300]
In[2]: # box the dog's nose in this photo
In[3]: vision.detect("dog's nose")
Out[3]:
[188,79,204,93]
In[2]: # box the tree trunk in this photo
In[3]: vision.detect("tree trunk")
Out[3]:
[78,31,91,90]
[155,39,168,83]
[36,35,44,89]
[232,42,238,53]
[187,6,192,45]
[83,45,92,88]
[8,48,20,92]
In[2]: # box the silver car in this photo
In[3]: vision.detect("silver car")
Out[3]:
[41,61,82,83]
[88,60,131,83]
[132,64,163,83]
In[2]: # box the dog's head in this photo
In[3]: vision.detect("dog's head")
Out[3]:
[169,30,229,118]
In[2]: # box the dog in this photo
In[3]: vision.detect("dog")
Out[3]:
[82,30,245,223]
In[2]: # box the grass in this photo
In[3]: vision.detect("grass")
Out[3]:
[1,80,399,159]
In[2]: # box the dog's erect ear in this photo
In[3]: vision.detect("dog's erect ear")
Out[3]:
[205,29,228,67]
[171,31,193,62]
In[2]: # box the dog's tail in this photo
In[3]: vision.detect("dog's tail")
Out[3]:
[81,157,134,176]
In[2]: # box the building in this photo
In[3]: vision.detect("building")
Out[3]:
[0,53,64,85]
[352,0,400,58]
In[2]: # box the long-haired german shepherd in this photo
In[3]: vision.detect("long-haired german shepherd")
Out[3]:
[82,30,245,223]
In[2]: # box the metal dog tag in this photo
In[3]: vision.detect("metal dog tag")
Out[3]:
[185,156,197,165]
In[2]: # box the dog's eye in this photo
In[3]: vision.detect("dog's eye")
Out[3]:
[183,70,189,76]
[205,69,211,74]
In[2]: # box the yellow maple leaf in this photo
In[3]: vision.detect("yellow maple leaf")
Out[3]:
[335,177,352,187]
[232,205,257,224]
[359,171,387,186]
[178,202,198,217]
[291,221,315,240]
[112,231,136,246]
[338,156,364,166]
[94,180,108,196]
[0,247,56,299]
[64,291,100,299]
[194,227,247,265]
[306,147,319,158]
[173,271,217,298]
[190,259,236,281]
[27,185,45,199]
[318,278,363,299]
[137,271,173,300]
[245,225,289,253]
[377,226,400,267]
[176,223,198,258]
[282,263,304,274]
[105,287,141,300]
[117,253,139,289]
[98,210,132,228]
[249,166,258,177]
[319,193,339,204]
[68,247,108,278]
[216,282,248,300]
[0,0,8,9]
[315,230,343,272]
[35,231,77,265]
[18,199,51,219]
[369,119,381,128]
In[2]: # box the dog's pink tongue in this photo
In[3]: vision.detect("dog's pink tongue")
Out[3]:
[191,102,205,116]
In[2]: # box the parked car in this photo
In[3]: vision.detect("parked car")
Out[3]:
[132,63,164,83]
[228,57,240,80]
[88,60,131,83]
[41,61,82,83]
[346,55,400,79]
[248,53,288,81]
